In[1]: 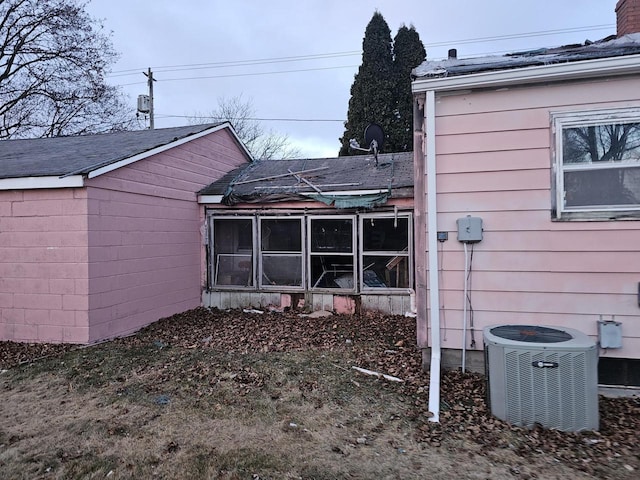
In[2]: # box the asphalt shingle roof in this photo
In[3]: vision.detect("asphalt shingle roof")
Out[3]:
[0,123,226,179]
[199,151,414,205]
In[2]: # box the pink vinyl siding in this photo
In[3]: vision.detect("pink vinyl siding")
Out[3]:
[85,129,247,342]
[0,189,89,343]
[420,76,640,359]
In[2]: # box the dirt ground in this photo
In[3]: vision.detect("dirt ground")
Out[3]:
[1,307,638,479]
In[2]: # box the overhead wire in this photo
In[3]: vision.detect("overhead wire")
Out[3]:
[108,23,615,81]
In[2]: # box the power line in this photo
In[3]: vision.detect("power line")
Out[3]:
[108,24,614,79]
[156,114,344,122]
[117,64,358,86]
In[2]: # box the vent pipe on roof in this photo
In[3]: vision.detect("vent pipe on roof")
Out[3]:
[616,0,640,36]
[448,48,457,60]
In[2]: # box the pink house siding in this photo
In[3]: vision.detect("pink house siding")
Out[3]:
[419,76,640,360]
[0,189,89,343]
[0,126,250,344]
[85,129,248,342]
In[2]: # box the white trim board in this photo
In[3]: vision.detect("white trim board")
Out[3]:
[0,175,84,191]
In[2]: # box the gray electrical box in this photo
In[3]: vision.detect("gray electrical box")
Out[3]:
[457,216,483,243]
[598,320,622,349]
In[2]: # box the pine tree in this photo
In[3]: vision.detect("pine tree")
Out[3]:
[338,14,426,156]
[388,25,426,152]
[339,12,394,156]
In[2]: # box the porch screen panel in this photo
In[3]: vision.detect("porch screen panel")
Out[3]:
[309,217,355,290]
[212,218,254,287]
[362,217,410,289]
[260,218,303,288]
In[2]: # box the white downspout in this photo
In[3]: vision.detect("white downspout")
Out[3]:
[425,89,441,423]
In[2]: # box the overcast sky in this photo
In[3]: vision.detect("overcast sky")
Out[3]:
[85,0,619,158]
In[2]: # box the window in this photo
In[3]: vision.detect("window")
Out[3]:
[554,108,640,219]
[211,218,254,287]
[309,216,355,290]
[260,218,303,288]
[207,212,412,292]
[361,215,411,290]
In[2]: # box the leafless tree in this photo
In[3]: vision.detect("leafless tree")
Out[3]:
[0,0,134,139]
[189,95,300,160]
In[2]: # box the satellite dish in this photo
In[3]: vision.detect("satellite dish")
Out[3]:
[348,123,385,166]
[364,123,384,151]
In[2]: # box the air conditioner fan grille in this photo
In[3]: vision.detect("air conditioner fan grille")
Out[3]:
[490,325,572,343]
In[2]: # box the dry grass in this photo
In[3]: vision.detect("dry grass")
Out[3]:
[1,308,638,479]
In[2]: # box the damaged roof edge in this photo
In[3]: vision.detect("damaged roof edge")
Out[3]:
[412,53,640,93]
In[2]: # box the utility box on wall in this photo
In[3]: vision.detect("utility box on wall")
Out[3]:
[598,320,622,349]
[457,215,483,243]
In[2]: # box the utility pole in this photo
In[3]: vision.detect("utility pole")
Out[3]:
[143,68,156,129]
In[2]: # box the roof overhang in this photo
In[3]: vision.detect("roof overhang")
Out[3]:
[87,122,251,179]
[0,175,84,191]
[412,53,640,93]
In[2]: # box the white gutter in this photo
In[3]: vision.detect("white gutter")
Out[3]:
[425,89,441,423]
[0,175,84,191]
[412,53,640,93]
[197,194,224,204]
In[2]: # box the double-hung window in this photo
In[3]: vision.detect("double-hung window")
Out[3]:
[554,108,640,219]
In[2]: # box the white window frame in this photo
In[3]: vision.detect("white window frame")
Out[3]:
[359,212,413,292]
[258,216,305,290]
[553,107,640,220]
[307,215,357,292]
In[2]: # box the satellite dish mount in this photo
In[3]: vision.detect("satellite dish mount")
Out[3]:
[349,123,385,166]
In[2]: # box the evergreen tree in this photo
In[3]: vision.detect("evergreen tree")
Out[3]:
[339,12,394,156]
[388,25,426,152]
[339,14,426,156]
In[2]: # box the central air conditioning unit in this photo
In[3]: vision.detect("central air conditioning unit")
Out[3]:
[484,324,599,432]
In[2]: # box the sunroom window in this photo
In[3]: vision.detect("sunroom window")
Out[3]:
[211,218,254,287]
[309,217,355,290]
[259,218,303,288]
[361,215,411,290]
[554,109,640,218]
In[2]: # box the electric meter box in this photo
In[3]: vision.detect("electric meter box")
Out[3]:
[137,94,150,114]
[457,216,483,243]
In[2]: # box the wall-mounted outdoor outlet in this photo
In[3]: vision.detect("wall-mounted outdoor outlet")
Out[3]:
[437,231,448,242]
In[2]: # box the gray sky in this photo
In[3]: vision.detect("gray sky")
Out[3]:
[86,0,619,158]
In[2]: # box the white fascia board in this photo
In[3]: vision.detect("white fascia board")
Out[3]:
[305,189,389,197]
[198,194,224,204]
[0,175,84,190]
[88,123,252,179]
[412,54,640,93]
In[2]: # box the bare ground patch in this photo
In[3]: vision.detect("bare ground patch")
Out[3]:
[1,307,638,479]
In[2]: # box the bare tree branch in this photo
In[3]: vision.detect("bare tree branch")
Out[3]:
[0,0,135,139]
[189,94,301,160]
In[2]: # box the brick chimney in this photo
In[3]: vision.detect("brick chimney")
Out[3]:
[616,0,640,36]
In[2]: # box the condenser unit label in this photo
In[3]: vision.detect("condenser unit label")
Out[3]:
[532,361,559,368]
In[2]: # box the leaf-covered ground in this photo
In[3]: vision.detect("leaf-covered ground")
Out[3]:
[1,307,638,479]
